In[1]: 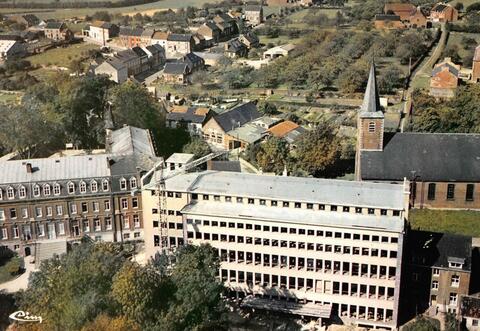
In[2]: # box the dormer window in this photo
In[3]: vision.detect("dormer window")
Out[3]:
[90,180,98,193]
[102,179,109,192]
[120,178,127,191]
[7,187,14,199]
[68,182,75,194]
[448,257,464,269]
[79,181,87,194]
[18,186,26,199]
[130,177,137,189]
[43,184,51,196]
[33,185,40,197]
[53,183,61,195]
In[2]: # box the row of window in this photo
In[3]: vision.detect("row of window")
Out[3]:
[184,219,399,244]
[431,275,460,290]
[220,268,396,300]
[0,222,65,240]
[0,177,138,200]
[190,193,401,216]
[426,183,475,201]
[0,198,137,221]
[187,231,398,258]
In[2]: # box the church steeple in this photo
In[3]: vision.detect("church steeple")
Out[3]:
[360,63,383,118]
[355,62,385,181]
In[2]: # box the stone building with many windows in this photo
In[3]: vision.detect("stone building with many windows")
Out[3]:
[0,126,159,257]
[142,170,410,329]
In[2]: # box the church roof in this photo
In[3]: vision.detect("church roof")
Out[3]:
[359,64,384,119]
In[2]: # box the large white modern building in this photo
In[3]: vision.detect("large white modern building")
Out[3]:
[142,170,410,329]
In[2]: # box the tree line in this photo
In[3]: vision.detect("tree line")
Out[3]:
[0,0,160,9]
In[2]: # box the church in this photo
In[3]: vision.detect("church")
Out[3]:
[355,64,480,210]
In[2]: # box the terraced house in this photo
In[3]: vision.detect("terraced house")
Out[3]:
[0,126,159,258]
[142,170,410,330]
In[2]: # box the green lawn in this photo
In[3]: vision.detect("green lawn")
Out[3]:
[27,42,98,68]
[0,256,23,284]
[447,31,480,59]
[409,209,480,237]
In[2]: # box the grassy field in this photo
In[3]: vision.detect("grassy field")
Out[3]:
[0,92,21,104]
[446,31,480,59]
[409,209,480,237]
[450,0,479,8]
[26,42,97,68]
[0,0,222,19]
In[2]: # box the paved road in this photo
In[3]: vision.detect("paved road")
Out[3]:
[0,256,36,293]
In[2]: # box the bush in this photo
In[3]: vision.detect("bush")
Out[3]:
[5,258,21,275]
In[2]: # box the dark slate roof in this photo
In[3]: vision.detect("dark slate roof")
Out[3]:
[183,52,204,69]
[245,5,262,11]
[360,64,383,119]
[433,4,448,12]
[407,230,472,272]
[145,44,162,54]
[115,49,139,62]
[241,32,259,44]
[214,102,261,132]
[100,22,116,29]
[208,160,241,172]
[119,27,144,36]
[164,62,188,75]
[216,13,235,23]
[375,14,401,21]
[166,107,208,123]
[205,21,221,31]
[226,38,246,52]
[461,296,480,319]
[432,63,459,77]
[22,14,40,26]
[0,34,23,41]
[45,22,65,29]
[104,58,126,71]
[167,33,192,42]
[132,46,147,57]
[141,29,154,38]
[361,132,480,182]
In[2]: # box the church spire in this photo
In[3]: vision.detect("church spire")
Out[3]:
[360,63,383,118]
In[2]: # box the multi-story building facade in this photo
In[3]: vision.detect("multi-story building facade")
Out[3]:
[0,126,159,257]
[142,171,410,329]
[402,230,473,319]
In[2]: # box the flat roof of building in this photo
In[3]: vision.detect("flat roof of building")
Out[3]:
[182,201,404,232]
[165,153,194,164]
[156,171,407,210]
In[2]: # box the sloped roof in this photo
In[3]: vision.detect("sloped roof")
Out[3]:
[152,31,169,40]
[360,132,480,182]
[432,3,449,12]
[214,102,261,132]
[384,3,416,14]
[163,62,188,75]
[375,14,401,21]
[245,5,262,11]
[167,33,192,42]
[432,62,459,77]
[97,58,126,71]
[119,26,144,36]
[267,120,299,137]
[115,49,139,62]
[359,64,383,119]
[407,230,472,271]
[226,38,246,52]
[45,22,65,29]
[166,106,209,124]
[132,46,147,57]
[108,126,155,156]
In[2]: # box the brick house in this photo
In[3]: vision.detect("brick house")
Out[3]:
[374,14,405,29]
[119,27,144,48]
[244,5,263,25]
[166,34,194,59]
[472,45,480,83]
[44,22,73,42]
[202,102,261,150]
[403,231,473,318]
[408,6,428,28]
[197,22,221,45]
[94,58,128,84]
[384,3,416,20]
[430,57,460,99]
[430,3,458,22]
[85,21,119,46]
[163,62,189,84]
[355,63,480,210]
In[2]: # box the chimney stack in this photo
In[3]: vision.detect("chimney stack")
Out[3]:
[26,163,32,173]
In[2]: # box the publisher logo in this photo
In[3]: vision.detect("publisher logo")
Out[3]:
[9,311,43,324]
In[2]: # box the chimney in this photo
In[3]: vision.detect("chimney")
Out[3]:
[26,163,32,173]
